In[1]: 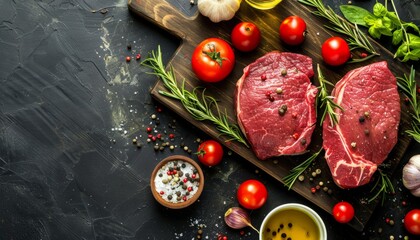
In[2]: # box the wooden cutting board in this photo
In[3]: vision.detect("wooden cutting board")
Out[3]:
[128,0,416,231]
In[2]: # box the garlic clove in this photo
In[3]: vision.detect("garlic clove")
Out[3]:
[402,154,420,197]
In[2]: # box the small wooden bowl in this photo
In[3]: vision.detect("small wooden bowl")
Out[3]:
[150,155,204,209]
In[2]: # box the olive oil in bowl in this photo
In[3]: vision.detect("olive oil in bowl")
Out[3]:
[245,0,283,10]
[260,203,327,240]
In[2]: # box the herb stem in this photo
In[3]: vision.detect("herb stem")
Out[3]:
[397,66,420,143]
[283,148,323,190]
[141,46,249,147]
[368,169,395,205]
[316,64,343,127]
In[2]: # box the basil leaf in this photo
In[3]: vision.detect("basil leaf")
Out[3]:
[369,25,382,39]
[392,29,403,45]
[402,51,420,62]
[408,33,420,49]
[364,15,377,26]
[340,5,373,27]
[373,3,388,17]
[404,23,420,34]
[385,12,400,26]
[394,42,408,58]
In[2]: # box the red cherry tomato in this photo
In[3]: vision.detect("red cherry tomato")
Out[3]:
[332,201,355,223]
[321,36,351,66]
[279,16,307,46]
[191,38,235,83]
[231,22,261,52]
[237,179,268,210]
[197,140,224,167]
[404,209,420,235]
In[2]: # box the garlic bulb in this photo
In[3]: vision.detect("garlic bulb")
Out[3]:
[197,0,242,23]
[402,154,420,197]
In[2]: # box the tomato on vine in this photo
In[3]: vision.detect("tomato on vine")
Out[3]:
[237,179,268,210]
[321,37,351,66]
[332,201,355,223]
[279,16,307,46]
[196,140,224,167]
[231,22,261,52]
[191,38,235,83]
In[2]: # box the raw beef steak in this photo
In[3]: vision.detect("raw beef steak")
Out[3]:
[323,61,400,189]
[235,51,318,160]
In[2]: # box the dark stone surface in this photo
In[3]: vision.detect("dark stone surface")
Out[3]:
[0,0,419,240]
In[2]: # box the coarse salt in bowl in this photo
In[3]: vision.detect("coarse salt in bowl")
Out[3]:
[150,155,204,209]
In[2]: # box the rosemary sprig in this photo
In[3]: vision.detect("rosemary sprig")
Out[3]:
[397,66,420,143]
[316,64,343,127]
[141,46,249,147]
[368,169,395,206]
[283,66,343,189]
[298,0,379,60]
[283,148,323,190]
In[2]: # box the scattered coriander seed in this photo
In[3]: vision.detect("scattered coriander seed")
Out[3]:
[311,172,317,177]
[327,189,333,195]
[183,146,189,151]
[364,111,370,118]
[190,0,194,5]
[170,145,175,150]
[298,175,305,181]
[188,149,192,154]
[196,138,201,143]
[351,142,357,148]
[154,145,159,151]
[147,138,151,143]
[319,181,324,186]
[276,88,283,94]
[281,69,287,76]
[159,146,164,151]
[323,186,329,192]
[315,168,321,175]
[136,142,142,148]
[309,177,314,182]
[389,219,394,226]
[151,114,157,119]
[132,138,137,144]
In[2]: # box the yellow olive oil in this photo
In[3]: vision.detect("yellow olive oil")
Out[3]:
[261,209,320,240]
[245,0,283,10]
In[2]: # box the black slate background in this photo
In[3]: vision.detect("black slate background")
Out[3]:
[0,0,419,240]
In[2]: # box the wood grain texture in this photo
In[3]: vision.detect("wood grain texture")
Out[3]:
[128,0,417,231]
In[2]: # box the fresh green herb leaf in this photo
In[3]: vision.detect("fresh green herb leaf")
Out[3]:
[408,33,420,49]
[404,22,420,34]
[339,5,373,27]
[141,46,249,147]
[392,29,403,45]
[373,3,387,17]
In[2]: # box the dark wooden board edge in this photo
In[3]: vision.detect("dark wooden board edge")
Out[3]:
[128,0,417,232]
